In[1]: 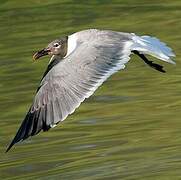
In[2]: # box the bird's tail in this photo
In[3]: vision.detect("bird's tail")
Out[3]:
[131,34,176,64]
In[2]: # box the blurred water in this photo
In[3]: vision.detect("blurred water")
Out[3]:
[0,0,181,179]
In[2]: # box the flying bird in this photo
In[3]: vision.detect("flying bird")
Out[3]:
[6,29,175,152]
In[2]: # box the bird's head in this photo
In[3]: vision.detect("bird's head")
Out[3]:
[33,36,68,60]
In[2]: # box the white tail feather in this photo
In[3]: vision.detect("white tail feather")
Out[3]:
[131,34,176,64]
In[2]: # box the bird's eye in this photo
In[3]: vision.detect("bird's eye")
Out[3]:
[54,43,60,47]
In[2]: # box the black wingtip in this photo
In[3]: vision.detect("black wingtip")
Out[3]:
[5,112,30,153]
[6,141,15,153]
[5,107,49,152]
[5,128,24,153]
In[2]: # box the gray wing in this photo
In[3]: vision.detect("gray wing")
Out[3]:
[7,31,133,151]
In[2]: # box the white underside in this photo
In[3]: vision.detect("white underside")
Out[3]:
[64,33,78,58]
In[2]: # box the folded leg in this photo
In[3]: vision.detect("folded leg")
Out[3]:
[132,50,166,73]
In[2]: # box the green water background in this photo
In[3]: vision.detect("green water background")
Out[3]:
[0,0,181,179]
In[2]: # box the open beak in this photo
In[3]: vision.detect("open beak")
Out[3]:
[33,48,50,61]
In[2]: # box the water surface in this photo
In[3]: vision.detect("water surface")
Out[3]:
[0,0,181,179]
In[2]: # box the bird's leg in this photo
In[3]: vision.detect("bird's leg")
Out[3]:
[132,50,166,73]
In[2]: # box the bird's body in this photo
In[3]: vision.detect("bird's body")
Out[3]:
[7,29,175,152]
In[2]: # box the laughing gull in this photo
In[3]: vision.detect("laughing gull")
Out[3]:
[6,29,175,152]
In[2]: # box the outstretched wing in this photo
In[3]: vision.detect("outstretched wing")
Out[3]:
[7,30,133,152]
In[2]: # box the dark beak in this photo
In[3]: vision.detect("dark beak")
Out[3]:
[33,48,50,60]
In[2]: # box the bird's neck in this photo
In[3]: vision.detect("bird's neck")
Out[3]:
[49,55,62,64]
